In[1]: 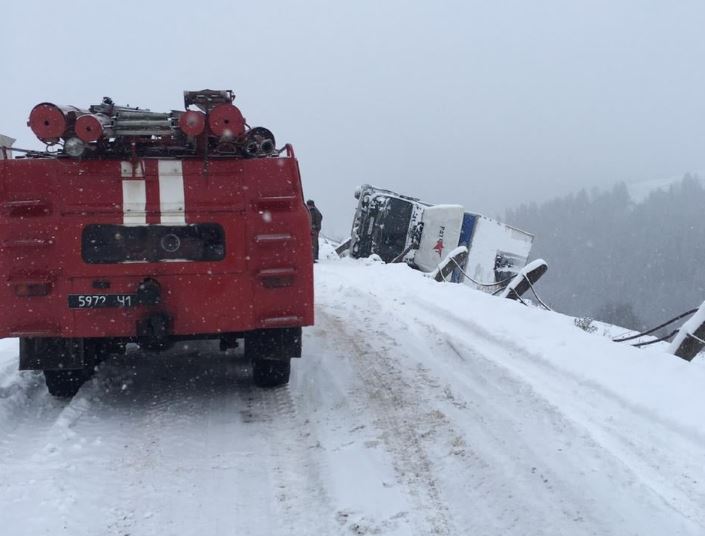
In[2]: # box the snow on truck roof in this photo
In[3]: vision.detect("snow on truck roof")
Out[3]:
[356,184,534,237]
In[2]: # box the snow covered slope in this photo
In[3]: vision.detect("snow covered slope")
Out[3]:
[1,251,705,535]
[627,173,703,204]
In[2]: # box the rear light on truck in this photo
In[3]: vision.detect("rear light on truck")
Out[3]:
[13,282,52,297]
[1,199,52,217]
[258,268,296,288]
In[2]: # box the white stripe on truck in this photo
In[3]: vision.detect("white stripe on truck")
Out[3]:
[121,161,146,225]
[158,160,186,225]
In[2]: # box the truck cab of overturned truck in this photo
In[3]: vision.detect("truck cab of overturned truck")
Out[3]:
[348,184,534,285]
[0,90,314,397]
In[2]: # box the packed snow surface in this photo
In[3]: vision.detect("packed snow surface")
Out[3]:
[2,249,705,535]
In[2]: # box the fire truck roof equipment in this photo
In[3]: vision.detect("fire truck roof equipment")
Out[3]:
[24,90,261,159]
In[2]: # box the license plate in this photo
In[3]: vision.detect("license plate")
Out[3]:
[68,294,137,309]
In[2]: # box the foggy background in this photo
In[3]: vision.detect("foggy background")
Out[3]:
[508,176,705,329]
[3,1,705,238]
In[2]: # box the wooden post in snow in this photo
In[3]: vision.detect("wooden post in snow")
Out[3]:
[500,259,549,301]
[669,300,705,361]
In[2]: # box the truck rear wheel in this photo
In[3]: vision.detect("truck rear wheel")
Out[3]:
[252,358,291,388]
[44,369,92,398]
[24,338,98,397]
[246,327,300,388]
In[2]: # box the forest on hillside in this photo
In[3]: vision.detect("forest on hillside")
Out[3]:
[506,175,705,330]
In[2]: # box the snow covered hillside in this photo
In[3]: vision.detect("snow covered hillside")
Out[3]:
[1,250,705,536]
[627,173,703,204]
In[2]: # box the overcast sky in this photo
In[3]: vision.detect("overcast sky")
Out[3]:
[3,0,705,237]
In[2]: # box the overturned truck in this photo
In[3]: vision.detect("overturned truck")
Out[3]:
[348,185,535,288]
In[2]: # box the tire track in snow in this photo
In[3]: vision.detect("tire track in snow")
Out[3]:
[0,372,105,533]
[0,344,341,536]
[88,348,339,536]
[242,381,338,535]
[318,302,610,535]
[317,268,704,535]
[318,309,453,536]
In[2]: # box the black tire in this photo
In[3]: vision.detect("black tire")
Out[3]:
[44,369,92,398]
[245,327,301,359]
[246,328,299,388]
[252,358,291,388]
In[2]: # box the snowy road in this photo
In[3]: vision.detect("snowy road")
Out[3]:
[2,256,705,535]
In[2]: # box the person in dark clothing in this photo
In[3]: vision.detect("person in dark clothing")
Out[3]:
[307,199,322,261]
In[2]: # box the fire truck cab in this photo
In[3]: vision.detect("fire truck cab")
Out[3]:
[0,90,314,396]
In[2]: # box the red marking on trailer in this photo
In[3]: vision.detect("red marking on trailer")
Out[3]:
[433,239,444,257]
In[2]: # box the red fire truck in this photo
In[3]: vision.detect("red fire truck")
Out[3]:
[0,90,314,396]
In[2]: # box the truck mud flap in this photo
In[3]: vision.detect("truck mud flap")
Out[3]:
[137,312,172,351]
[19,338,86,371]
[245,327,302,360]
